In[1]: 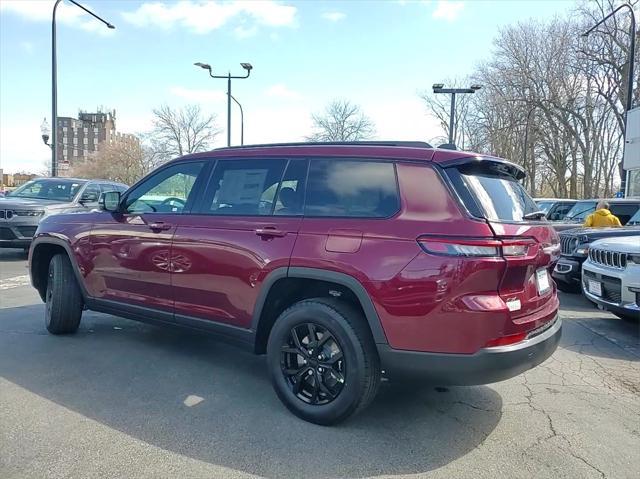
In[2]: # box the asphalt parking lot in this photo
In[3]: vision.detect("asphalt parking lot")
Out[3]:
[1,248,638,479]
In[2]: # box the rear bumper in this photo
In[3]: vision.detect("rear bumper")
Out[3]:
[378,315,561,385]
[552,258,582,284]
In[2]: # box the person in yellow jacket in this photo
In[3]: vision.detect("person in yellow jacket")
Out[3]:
[583,201,622,227]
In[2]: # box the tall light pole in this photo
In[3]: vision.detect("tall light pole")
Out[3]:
[51,0,114,177]
[582,2,636,196]
[194,62,252,147]
[432,83,482,147]
[230,94,244,146]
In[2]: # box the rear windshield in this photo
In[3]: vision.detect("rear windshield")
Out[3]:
[445,163,538,222]
[563,201,597,222]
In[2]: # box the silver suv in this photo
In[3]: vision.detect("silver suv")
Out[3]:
[0,177,127,249]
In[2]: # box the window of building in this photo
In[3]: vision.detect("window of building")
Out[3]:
[83,138,88,145]
[94,127,99,134]
[203,159,288,216]
[84,128,88,134]
[73,138,78,145]
[93,137,99,144]
[62,137,67,144]
[305,160,400,218]
[73,150,78,157]
[62,127,67,132]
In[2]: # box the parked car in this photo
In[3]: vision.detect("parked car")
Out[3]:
[0,177,127,249]
[29,141,561,425]
[552,224,640,292]
[553,198,640,232]
[534,198,578,221]
[582,236,640,321]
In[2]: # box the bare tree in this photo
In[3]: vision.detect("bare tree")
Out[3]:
[69,141,157,186]
[151,104,221,162]
[307,99,375,142]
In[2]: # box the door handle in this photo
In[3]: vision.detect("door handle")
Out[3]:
[148,222,172,231]
[255,227,286,238]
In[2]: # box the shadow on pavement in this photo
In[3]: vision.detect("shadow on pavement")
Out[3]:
[0,248,28,262]
[0,305,502,479]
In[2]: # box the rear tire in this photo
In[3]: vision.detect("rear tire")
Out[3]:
[266,298,380,425]
[45,254,83,334]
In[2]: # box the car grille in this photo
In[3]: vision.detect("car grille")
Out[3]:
[560,235,578,255]
[0,227,16,240]
[588,248,627,269]
[16,226,37,237]
[583,270,622,304]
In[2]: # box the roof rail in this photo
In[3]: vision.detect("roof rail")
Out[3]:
[437,143,458,150]
[216,141,433,150]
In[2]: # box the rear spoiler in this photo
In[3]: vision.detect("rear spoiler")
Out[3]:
[439,155,526,181]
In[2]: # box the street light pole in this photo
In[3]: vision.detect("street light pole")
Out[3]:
[51,0,114,177]
[432,83,482,147]
[194,62,253,147]
[582,3,636,196]
[230,94,244,145]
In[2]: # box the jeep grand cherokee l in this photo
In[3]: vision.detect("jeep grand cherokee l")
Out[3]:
[29,142,561,425]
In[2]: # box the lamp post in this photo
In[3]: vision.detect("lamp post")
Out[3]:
[582,3,636,196]
[194,62,253,147]
[432,83,482,147]
[51,0,114,177]
[230,94,244,145]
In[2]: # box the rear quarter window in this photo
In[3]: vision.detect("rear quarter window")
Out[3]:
[304,160,399,218]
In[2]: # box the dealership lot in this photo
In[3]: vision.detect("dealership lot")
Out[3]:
[1,248,638,479]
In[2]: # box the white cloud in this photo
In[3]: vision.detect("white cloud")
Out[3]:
[0,121,50,175]
[322,11,346,22]
[170,86,227,103]
[266,84,302,100]
[432,1,464,21]
[0,0,115,36]
[122,1,297,34]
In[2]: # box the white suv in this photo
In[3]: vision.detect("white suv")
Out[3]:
[582,236,640,321]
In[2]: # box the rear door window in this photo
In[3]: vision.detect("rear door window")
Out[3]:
[305,160,399,218]
[445,162,538,222]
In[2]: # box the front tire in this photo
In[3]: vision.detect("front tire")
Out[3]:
[45,254,83,334]
[267,298,380,425]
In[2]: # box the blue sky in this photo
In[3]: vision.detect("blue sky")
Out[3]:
[0,0,575,174]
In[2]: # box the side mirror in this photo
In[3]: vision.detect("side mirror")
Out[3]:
[99,191,121,212]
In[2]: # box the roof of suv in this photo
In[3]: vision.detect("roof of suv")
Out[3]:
[182,141,502,164]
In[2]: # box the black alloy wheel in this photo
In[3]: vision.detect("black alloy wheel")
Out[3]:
[281,322,346,405]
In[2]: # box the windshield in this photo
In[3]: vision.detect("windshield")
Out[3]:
[7,179,85,201]
[535,201,555,214]
[563,201,597,221]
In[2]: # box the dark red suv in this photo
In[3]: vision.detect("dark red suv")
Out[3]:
[29,141,561,424]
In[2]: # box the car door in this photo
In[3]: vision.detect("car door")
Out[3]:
[85,160,207,311]
[170,158,307,328]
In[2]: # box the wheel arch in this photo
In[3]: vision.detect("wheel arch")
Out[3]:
[30,237,89,302]
[252,267,388,354]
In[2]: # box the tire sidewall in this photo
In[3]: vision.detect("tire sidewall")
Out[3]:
[267,301,368,424]
[45,257,56,329]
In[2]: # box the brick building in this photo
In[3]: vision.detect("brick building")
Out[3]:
[55,110,139,172]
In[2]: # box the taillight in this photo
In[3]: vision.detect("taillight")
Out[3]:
[417,236,535,258]
[418,237,502,257]
[484,332,527,348]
